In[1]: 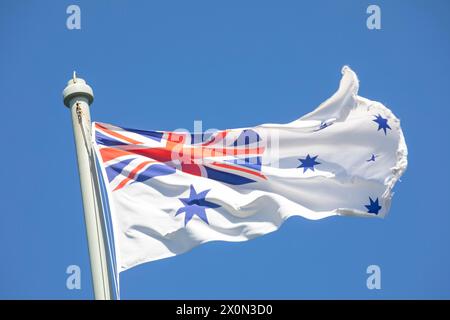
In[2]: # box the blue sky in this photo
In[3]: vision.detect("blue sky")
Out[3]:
[1,0,450,299]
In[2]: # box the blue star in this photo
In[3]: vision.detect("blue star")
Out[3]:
[176,185,220,226]
[313,120,334,132]
[365,197,382,215]
[373,114,391,135]
[298,154,321,173]
[366,154,377,162]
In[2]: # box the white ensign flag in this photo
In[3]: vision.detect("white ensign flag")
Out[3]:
[93,67,407,272]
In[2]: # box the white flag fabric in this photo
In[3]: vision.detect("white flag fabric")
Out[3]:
[93,66,407,272]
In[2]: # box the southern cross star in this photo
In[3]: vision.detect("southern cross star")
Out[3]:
[298,154,321,173]
[373,114,391,135]
[365,197,382,215]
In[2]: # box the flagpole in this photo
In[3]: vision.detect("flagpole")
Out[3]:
[63,73,113,300]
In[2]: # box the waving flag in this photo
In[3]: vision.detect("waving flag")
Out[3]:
[93,67,407,272]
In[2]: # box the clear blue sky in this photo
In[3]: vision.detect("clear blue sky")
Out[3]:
[1,0,449,299]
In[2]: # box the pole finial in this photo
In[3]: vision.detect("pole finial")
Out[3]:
[63,72,94,107]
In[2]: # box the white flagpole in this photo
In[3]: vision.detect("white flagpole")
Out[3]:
[63,73,113,300]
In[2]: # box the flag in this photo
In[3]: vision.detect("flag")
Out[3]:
[92,66,407,272]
